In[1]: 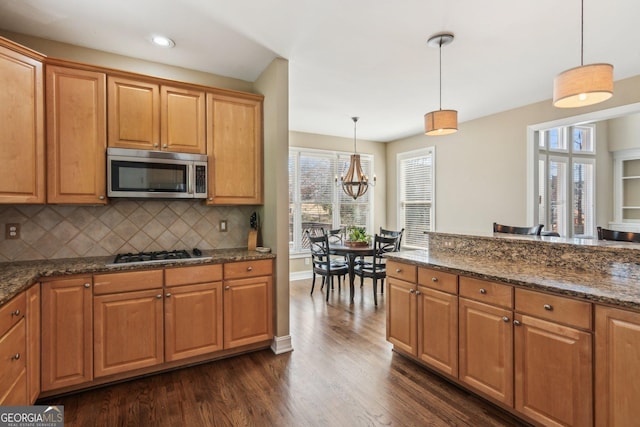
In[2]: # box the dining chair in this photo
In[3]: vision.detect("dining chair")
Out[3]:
[354,234,398,306]
[325,228,347,288]
[306,231,349,301]
[597,226,640,243]
[380,227,404,250]
[493,222,543,236]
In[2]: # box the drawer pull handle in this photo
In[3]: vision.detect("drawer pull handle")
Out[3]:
[513,320,521,326]
[431,277,438,282]
[247,266,253,272]
[502,316,510,322]
[543,304,553,311]
[84,283,91,288]
[11,309,20,317]
[396,268,402,273]
[479,288,487,294]
[166,293,172,298]
[11,353,20,361]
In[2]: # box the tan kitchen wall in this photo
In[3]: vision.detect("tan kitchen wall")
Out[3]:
[386,74,640,236]
[0,201,255,262]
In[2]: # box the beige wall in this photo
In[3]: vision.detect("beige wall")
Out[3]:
[289,131,387,274]
[386,75,640,235]
[609,113,640,152]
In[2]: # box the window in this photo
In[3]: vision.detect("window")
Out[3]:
[289,148,373,254]
[397,148,434,249]
[537,125,596,237]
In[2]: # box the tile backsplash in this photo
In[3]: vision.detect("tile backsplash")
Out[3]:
[0,200,256,262]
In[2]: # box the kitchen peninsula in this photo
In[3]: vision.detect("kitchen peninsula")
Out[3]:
[385,232,640,427]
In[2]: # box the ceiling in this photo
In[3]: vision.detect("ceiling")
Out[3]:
[1,0,639,142]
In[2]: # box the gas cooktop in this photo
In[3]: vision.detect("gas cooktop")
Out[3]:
[106,249,212,267]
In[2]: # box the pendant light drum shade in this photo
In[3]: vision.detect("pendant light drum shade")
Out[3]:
[553,63,613,108]
[425,109,458,135]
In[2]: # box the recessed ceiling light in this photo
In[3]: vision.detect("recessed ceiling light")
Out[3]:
[150,35,175,48]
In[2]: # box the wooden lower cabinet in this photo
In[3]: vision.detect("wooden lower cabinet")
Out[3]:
[417,286,458,377]
[514,313,592,427]
[458,297,514,406]
[223,275,273,349]
[0,292,27,405]
[94,288,164,377]
[595,305,640,427]
[386,277,417,356]
[165,281,223,361]
[41,277,93,391]
[26,284,40,403]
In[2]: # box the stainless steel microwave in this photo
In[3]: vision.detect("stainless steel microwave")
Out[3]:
[107,148,207,199]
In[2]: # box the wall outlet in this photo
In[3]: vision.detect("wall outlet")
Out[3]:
[219,220,227,232]
[5,223,20,240]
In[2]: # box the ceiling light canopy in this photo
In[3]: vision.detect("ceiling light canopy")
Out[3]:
[151,35,175,48]
[553,0,613,108]
[336,117,376,200]
[425,33,457,136]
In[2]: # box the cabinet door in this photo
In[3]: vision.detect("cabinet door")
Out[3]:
[459,297,513,405]
[165,282,223,361]
[206,93,263,205]
[417,287,458,377]
[46,65,107,204]
[595,305,640,427]
[223,275,272,349]
[514,314,592,427]
[26,284,40,404]
[41,277,93,391]
[0,319,27,405]
[0,43,45,203]
[386,277,417,356]
[161,85,205,154]
[107,76,160,149]
[94,289,164,377]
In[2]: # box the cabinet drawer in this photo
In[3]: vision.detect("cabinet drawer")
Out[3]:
[387,260,417,283]
[459,276,513,308]
[515,288,592,330]
[165,264,223,287]
[224,259,272,280]
[0,292,26,337]
[418,267,457,294]
[94,269,163,294]
[0,319,26,396]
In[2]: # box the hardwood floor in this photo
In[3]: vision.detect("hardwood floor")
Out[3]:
[41,278,528,426]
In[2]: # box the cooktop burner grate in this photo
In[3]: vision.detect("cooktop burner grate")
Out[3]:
[107,249,211,267]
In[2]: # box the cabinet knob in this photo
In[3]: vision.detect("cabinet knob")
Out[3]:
[396,268,402,273]
[166,293,172,298]
[543,304,553,311]
[431,277,438,282]
[84,283,91,288]
[513,320,521,326]
[11,353,20,361]
[247,266,253,272]
[98,195,105,200]
[479,288,487,294]
[153,144,159,148]
[208,197,213,201]
[415,290,421,296]
[163,144,168,149]
[11,309,20,317]
[409,288,415,294]
[225,286,231,291]
[156,294,163,299]
[502,316,510,322]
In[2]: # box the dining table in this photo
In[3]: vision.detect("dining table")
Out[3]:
[329,243,375,304]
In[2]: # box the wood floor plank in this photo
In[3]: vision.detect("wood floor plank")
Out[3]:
[41,278,528,426]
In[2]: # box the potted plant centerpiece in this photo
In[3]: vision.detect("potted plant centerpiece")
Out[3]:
[345,226,371,247]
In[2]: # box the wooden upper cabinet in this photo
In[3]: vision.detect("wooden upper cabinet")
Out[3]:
[107,76,160,150]
[161,85,205,154]
[206,93,264,205]
[46,65,107,204]
[0,41,45,203]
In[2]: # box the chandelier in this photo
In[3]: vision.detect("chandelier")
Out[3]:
[337,117,376,200]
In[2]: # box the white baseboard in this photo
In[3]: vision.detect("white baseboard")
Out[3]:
[270,335,293,354]
[290,271,312,281]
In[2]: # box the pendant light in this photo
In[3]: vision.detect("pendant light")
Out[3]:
[337,117,376,200]
[553,0,613,108]
[425,33,457,136]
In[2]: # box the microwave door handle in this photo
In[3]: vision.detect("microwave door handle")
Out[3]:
[188,164,194,195]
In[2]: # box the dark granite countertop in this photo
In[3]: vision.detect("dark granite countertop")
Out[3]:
[0,248,276,306]
[386,250,640,311]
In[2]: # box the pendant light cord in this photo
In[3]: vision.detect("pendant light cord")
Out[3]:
[580,0,584,66]
[439,39,443,111]
[352,116,359,153]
